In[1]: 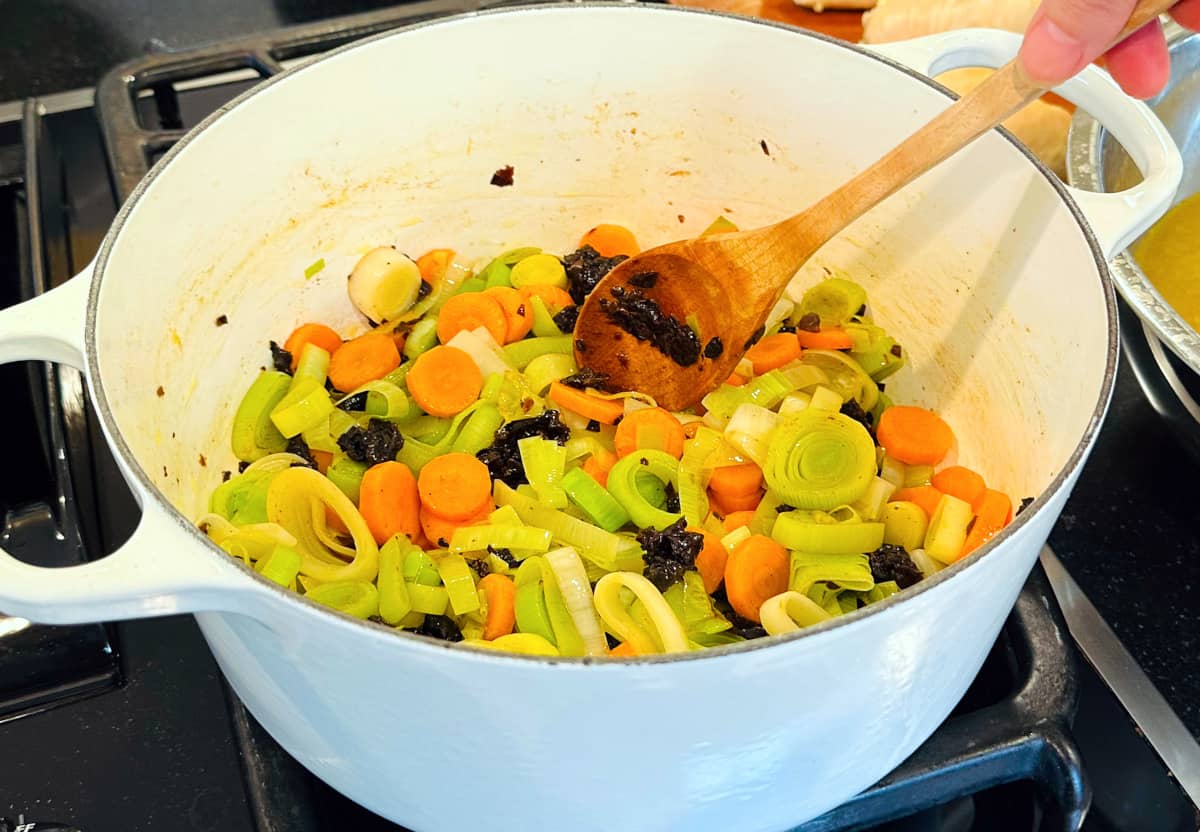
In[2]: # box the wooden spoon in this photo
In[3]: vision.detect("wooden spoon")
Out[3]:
[573,0,1171,411]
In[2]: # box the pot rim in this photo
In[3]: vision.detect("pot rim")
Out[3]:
[1067,20,1200,374]
[86,2,1119,665]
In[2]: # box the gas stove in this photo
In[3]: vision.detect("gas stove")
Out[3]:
[0,4,1198,830]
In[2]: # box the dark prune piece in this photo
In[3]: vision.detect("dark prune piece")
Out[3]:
[414,615,463,642]
[337,418,404,466]
[560,367,611,391]
[490,165,514,187]
[628,271,659,289]
[601,285,701,367]
[840,399,874,432]
[477,410,570,487]
[286,436,319,469]
[868,544,923,589]
[562,246,627,306]
[269,341,293,374]
[796,313,821,333]
[553,304,581,333]
[637,518,702,592]
[703,337,724,359]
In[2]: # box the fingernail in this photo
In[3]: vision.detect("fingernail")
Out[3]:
[1020,16,1086,83]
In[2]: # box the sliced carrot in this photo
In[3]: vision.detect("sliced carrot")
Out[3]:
[609,641,639,657]
[479,573,517,640]
[519,284,575,314]
[283,323,343,372]
[961,489,1014,558]
[722,510,758,533]
[327,331,400,393]
[931,466,987,511]
[579,224,639,259]
[745,332,801,375]
[416,248,456,282]
[692,528,728,594]
[708,461,764,500]
[420,500,494,548]
[311,450,333,475]
[581,447,617,488]
[613,407,685,459]
[710,488,761,514]
[358,461,421,546]
[406,345,483,418]
[724,534,790,623]
[417,452,493,522]
[548,381,625,425]
[484,286,534,343]
[726,373,747,387]
[796,328,854,350]
[876,405,956,466]
[436,291,509,346]
[890,485,945,520]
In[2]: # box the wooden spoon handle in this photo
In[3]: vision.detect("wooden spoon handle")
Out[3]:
[782,0,1177,255]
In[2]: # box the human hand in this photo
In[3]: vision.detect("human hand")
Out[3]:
[1019,0,1200,98]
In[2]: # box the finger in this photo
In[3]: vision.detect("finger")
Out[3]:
[1171,0,1200,30]
[1105,18,1170,97]
[1019,0,1138,84]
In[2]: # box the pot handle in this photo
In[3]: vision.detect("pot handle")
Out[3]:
[0,268,262,625]
[865,28,1182,259]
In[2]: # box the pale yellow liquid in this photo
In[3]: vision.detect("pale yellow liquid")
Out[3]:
[1133,191,1200,331]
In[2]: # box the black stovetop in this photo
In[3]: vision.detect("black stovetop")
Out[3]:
[0,4,1198,830]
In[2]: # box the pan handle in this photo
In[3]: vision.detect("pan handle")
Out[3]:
[865,28,1182,260]
[0,268,262,625]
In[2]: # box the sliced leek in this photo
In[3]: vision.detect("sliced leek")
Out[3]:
[231,370,291,462]
[924,493,973,563]
[883,500,928,551]
[306,580,379,619]
[763,410,876,510]
[593,571,689,655]
[788,550,875,594]
[378,535,414,625]
[545,546,607,656]
[266,466,379,583]
[772,510,885,555]
[606,450,682,530]
[759,591,832,635]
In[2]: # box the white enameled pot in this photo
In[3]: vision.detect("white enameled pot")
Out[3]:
[0,7,1180,830]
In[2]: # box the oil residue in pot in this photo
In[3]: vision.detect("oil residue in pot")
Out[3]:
[1133,191,1200,332]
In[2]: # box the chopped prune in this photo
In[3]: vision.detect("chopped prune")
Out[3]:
[563,245,628,305]
[238,460,251,473]
[703,337,724,359]
[600,285,701,367]
[637,518,702,592]
[553,304,580,333]
[890,344,903,358]
[628,271,659,289]
[796,313,821,333]
[586,420,601,432]
[776,503,796,513]
[337,418,404,466]
[840,398,873,432]
[477,410,570,487]
[560,367,611,391]
[221,470,232,482]
[337,392,369,411]
[417,279,433,300]
[468,557,491,578]
[488,546,520,568]
[868,544,923,589]
[269,340,293,374]
[663,482,680,514]
[760,139,770,156]
[286,435,319,469]
[777,325,797,334]
[215,314,228,327]
[856,304,867,316]
[414,615,463,642]
[1018,497,1035,515]
[490,165,514,187]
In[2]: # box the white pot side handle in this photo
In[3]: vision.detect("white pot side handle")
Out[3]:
[866,28,1183,260]
[0,267,256,625]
